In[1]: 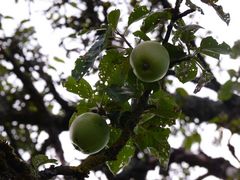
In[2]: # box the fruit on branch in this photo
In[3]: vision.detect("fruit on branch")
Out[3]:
[130,41,170,82]
[69,112,110,154]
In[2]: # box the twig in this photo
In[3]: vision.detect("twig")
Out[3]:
[195,172,210,180]
[116,30,133,48]
[163,0,195,44]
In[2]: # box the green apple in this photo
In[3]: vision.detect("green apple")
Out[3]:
[69,112,110,154]
[130,41,170,82]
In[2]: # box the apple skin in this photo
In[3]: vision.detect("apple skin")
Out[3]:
[130,41,170,82]
[69,112,110,154]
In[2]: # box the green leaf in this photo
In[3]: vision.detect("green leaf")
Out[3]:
[108,9,120,30]
[180,24,203,33]
[133,30,150,41]
[125,70,145,98]
[211,3,230,25]
[230,40,240,59]
[75,99,97,115]
[53,56,65,63]
[173,25,202,44]
[227,69,237,78]
[69,2,78,9]
[108,127,122,146]
[134,126,170,168]
[175,60,198,83]
[200,36,231,59]
[4,16,14,19]
[106,85,134,103]
[107,139,135,174]
[0,64,8,76]
[63,76,93,98]
[164,43,187,65]
[20,19,30,24]
[183,132,201,150]
[218,80,240,101]
[141,11,171,33]
[186,0,204,14]
[72,29,111,80]
[31,154,58,169]
[99,49,130,86]
[176,88,189,97]
[139,113,174,128]
[201,0,230,25]
[128,6,149,26]
[149,90,180,121]
[68,112,78,127]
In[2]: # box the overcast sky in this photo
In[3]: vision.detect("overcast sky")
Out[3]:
[1,1,240,179]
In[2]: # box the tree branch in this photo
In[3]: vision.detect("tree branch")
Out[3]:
[0,139,38,179]
[163,0,195,44]
[39,90,151,179]
[168,148,238,179]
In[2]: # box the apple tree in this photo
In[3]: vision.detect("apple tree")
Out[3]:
[0,0,240,179]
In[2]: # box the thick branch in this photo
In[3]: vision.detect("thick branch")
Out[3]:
[181,95,240,131]
[1,48,47,114]
[0,140,38,179]
[0,109,69,130]
[168,148,239,179]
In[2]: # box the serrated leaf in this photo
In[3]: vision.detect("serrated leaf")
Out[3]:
[173,25,202,44]
[134,126,170,168]
[194,71,213,93]
[200,36,231,59]
[53,56,65,63]
[139,113,175,128]
[31,154,58,169]
[72,30,111,80]
[175,60,198,83]
[201,0,229,25]
[164,43,187,65]
[211,3,230,25]
[99,49,129,86]
[218,80,240,101]
[108,9,120,30]
[149,90,180,121]
[128,6,149,26]
[141,10,171,33]
[133,30,150,41]
[108,128,122,146]
[63,76,93,98]
[186,0,204,14]
[106,86,134,103]
[107,139,135,174]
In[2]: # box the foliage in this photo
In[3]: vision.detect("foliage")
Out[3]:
[65,2,232,177]
[31,154,58,170]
